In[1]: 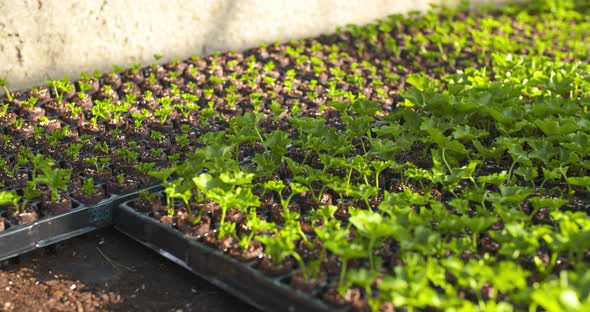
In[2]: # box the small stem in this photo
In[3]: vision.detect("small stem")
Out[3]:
[184,199,193,223]
[1,86,12,101]
[441,148,453,173]
[363,197,372,211]
[346,168,353,189]
[375,171,381,189]
[546,252,558,276]
[193,205,204,225]
[338,259,348,295]
[369,237,376,270]
[254,127,268,153]
[291,252,308,280]
[218,207,227,239]
[507,161,518,183]
[363,174,370,186]
[360,137,367,155]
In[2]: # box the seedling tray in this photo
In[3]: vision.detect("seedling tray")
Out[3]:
[0,186,159,262]
[114,201,347,312]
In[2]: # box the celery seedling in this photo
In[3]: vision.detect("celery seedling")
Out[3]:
[263,180,308,210]
[36,166,72,202]
[47,77,74,106]
[81,178,96,195]
[0,190,20,212]
[0,79,13,101]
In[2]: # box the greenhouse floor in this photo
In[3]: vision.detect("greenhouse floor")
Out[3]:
[0,229,259,312]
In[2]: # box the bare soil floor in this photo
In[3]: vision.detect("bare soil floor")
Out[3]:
[0,228,259,312]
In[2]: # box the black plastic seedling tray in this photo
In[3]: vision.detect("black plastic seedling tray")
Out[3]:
[114,201,348,312]
[0,187,159,262]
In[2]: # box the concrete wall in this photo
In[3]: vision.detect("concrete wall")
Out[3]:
[0,0,517,92]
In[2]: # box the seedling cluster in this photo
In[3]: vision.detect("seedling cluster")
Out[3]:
[1,0,590,310]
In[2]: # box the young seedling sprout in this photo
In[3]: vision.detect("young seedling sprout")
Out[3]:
[81,177,96,195]
[36,166,72,202]
[263,180,308,211]
[0,78,13,101]
[47,77,74,106]
[0,190,20,213]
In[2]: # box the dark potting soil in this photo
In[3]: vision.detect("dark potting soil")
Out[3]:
[0,228,259,312]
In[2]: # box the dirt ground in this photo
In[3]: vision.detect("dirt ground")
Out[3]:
[0,228,260,312]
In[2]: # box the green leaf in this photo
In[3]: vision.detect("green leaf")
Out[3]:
[349,99,382,115]
[493,186,533,206]
[478,171,509,186]
[534,117,580,136]
[192,173,224,192]
[567,176,590,191]
[263,180,285,193]
[461,214,496,235]
[452,125,489,142]
[219,170,255,186]
[406,73,432,91]
[289,182,309,195]
[349,210,399,239]
[149,166,177,182]
[529,196,569,211]
[326,101,350,112]
[0,190,20,209]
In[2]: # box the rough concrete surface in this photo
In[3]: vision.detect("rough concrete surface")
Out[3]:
[0,0,518,92]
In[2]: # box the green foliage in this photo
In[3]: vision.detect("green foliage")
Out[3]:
[81,177,96,195]
[2,1,589,310]
[46,77,74,106]
[36,166,72,202]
